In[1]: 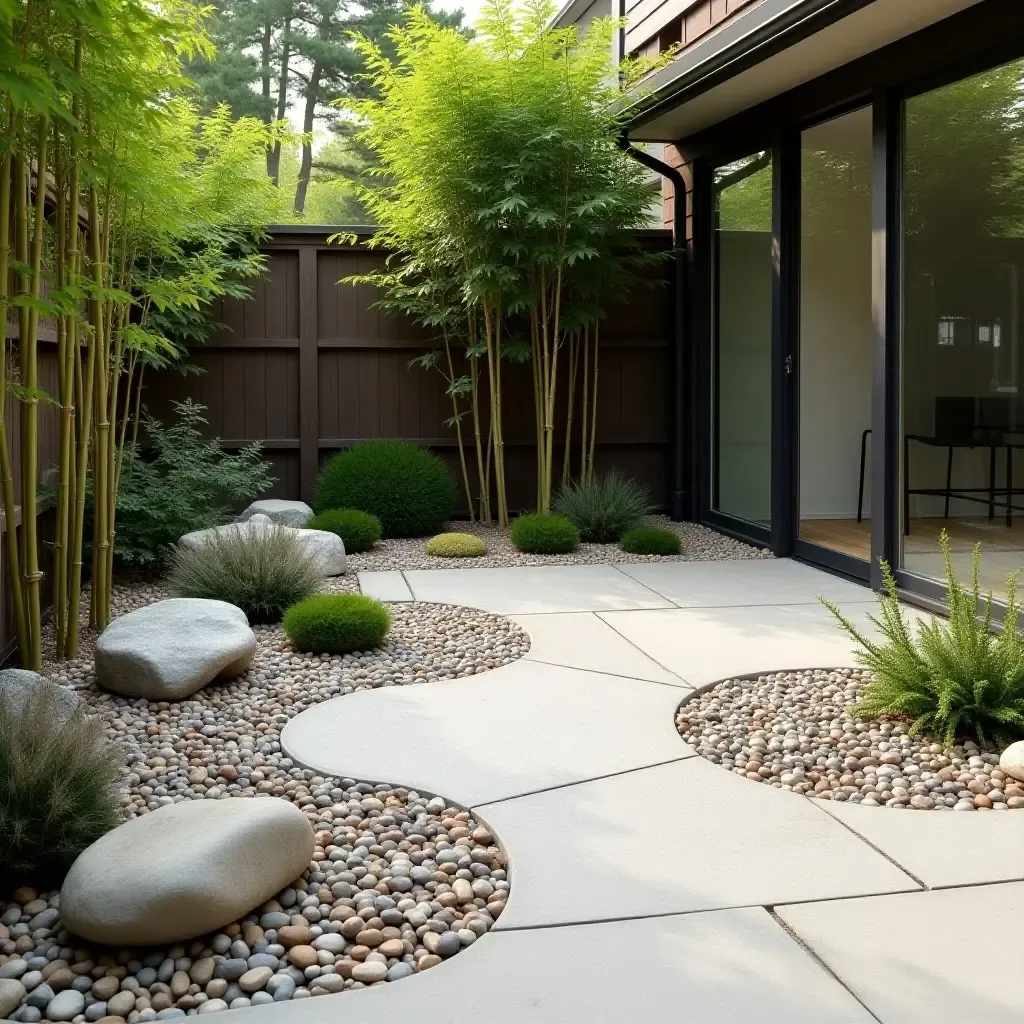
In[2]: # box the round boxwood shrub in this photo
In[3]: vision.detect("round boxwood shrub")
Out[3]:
[620,526,682,556]
[283,594,392,654]
[425,532,487,558]
[509,513,579,554]
[307,508,382,554]
[314,441,456,538]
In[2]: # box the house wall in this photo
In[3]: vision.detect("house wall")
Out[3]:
[626,0,764,61]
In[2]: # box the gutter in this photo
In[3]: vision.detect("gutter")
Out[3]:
[622,0,875,135]
[616,135,689,521]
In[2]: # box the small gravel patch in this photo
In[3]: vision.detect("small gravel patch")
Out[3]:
[676,667,1024,811]
[0,586,527,1018]
[346,516,769,571]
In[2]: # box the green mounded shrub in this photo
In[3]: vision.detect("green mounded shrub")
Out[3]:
[169,524,320,623]
[553,470,653,543]
[822,530,1024,747]
[0,684,122,877]
[509,513,579,554]
[620,526,682,556]
[425,532,487,558]
[314,440,456,538]
[308,508,382,554]
[283,594,392,654]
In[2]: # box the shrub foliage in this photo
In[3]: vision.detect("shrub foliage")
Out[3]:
[553,471,653,543]
[425,532,487,558]
[308,508,382,554]
[113,401,276,567]
[169,525,320,623]
[822,531,1024,746]
[509,513,580,554]
[284,595,392,654]
[620,526,681,556]
[0,685,122,876]
[315,441,456,538]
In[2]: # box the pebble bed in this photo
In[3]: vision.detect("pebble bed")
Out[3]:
[676,667,1024,811]
[345,516,769,571]
[0,583,529,1021]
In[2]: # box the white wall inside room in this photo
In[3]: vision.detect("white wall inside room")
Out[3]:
[799,106,873,521]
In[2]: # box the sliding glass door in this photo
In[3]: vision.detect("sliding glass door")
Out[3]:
[796,107,873,568]
[711,152,774,530]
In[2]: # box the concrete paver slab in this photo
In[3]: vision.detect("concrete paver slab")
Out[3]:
[480,757,919,929]
[818,799,1024,888]
[618,558,871,607]
[777,883,1024,1024]
[514,611,687,685]
[357,570,413,602]
[400,564,675,613]
[600,602,879,687]
[281,658,694,806]
[218,907,876,1024]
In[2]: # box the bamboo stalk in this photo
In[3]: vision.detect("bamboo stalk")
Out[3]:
[561,330,579,488]
[442,330,473,522]
[0,109,27,664]
[587,319,599,481]
[19,113,49,668]
[579,320,589,483]
[53,127,67,657]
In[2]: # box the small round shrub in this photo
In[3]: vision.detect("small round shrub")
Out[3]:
[425,532,488,558]
[509,513,579,554]
[308,508,382,553]
[553,470,653,543]
[0,683,122,877]
[169,524,321,623]
[620,526,682,556]
[283,594,392,654]
[314,441,456,538]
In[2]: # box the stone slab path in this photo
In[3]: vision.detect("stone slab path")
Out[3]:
[258,560,1024,1023]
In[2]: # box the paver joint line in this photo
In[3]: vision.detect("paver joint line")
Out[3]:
[806,796,928,889]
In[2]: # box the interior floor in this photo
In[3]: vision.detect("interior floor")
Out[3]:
[800,516,1024,599]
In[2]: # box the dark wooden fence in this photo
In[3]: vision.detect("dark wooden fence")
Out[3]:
[146,226,675,513]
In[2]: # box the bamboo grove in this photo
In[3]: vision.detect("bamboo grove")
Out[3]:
[0,0,286,668]
[345,0,668,523]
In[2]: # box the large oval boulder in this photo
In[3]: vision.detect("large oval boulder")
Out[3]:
[95,599,256,700]
[179,516,346,577]
[0,669,84,721]
[237,499,313,528]
[60,798,314,946]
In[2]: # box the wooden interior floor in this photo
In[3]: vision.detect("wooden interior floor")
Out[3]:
[800,517,1024,599]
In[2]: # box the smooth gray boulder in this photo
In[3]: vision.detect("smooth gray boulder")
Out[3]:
[60,798,315,946]
[0,669,84,721]
[94,599,256,700]
[237,499,313,528]
[179,517,346,577]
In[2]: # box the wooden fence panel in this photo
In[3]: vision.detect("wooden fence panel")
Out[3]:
[146,226,674,514]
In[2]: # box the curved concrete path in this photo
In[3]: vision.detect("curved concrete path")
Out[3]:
[246,559,1023,1024]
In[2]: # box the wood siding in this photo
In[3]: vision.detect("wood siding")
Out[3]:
[626,0,764,60]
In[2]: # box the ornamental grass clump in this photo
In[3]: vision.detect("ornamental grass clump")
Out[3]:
[509,513,579,554]
[553,471,653,543]
[314,441,456,538]
[0,685,122,877]
[284,594,392,654]
[307,508,382,554]
[620,525,682,556]
[821,530,1024,747]
[169,525,320,623]
[425,532,487,558]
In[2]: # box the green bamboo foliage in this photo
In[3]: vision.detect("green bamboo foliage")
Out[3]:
[344,0,668,518]
[0,0,289,664]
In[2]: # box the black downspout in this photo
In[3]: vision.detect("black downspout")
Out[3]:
[616,134,689,521]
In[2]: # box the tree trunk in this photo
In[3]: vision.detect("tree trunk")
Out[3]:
[261,23,273,177]
[293,62,321,214]
[268,13,292,185]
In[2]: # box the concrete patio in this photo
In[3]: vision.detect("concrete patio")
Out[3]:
[241,559,1023,1024]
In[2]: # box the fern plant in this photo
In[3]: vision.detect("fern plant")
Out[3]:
[821,530,1024,746]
